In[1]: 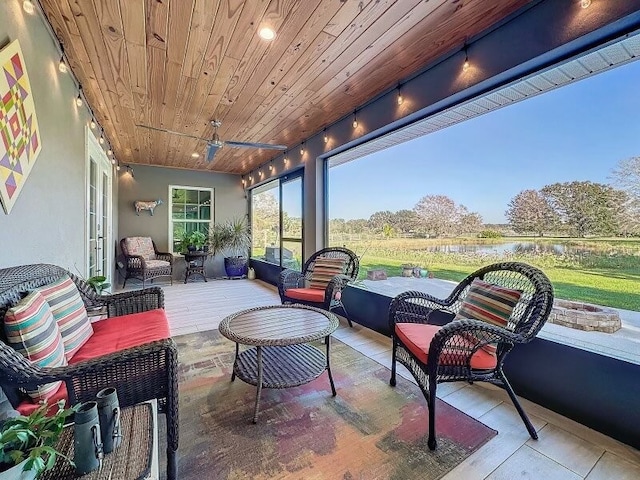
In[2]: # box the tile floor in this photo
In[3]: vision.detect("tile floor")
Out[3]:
[150,277,640,479]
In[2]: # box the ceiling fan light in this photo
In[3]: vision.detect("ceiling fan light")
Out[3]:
[259,27,276,41]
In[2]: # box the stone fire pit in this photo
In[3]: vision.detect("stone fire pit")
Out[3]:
[549,299,621,333]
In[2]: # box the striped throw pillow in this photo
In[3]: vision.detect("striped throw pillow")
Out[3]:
[309,257,346,291]
[37,275,93,361]
[4,290,67,401]
[454,278,522,355]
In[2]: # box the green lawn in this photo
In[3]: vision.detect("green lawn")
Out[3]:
[347,237,640,311]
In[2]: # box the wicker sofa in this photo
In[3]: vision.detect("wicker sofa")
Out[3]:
[0,264,178,480]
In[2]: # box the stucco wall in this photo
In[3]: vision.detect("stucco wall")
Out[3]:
[117,165,245,282]
[0,3,113,275]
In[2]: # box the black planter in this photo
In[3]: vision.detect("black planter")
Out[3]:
[224,256,247,278]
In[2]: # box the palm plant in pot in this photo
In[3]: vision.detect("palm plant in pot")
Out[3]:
[208,217,251,278]
[0,401,77,479]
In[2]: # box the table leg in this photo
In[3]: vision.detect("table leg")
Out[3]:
[253,346,263,423]
[231,343,239,382]
[325,335,336,396]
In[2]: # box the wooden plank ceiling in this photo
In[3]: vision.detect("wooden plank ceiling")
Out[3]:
[41,0,531,174]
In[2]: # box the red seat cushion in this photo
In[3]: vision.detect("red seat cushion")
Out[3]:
[395,323,497,370]
[16,309,170,415]
[285,287,325,303]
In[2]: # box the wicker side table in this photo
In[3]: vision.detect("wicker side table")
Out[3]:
[41,402,157,480]
[219,304,339,423]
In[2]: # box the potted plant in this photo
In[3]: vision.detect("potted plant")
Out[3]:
[208,217,251,278]
[178,231,208,252]
[0,401,77,480]
[87,275,111,295]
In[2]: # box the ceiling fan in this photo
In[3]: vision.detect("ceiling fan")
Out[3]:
[136,120,287,162]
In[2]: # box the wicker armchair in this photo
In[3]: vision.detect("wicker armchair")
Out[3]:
[278,247,359,326]
[0,264,179,480]
[389,262,554,450]
[120,236,174,288]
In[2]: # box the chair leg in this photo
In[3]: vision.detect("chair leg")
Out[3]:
[389,338,397,387]
[122,276,127,288]
[427,376,437,450]
[167,447,177,480]
[500,370,538,440]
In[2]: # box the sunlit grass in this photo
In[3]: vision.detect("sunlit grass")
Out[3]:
[347,238,640,311]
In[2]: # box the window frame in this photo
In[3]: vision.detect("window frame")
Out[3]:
[167,184,214,254]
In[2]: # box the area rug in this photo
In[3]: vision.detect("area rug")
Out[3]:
[165,330,496,479]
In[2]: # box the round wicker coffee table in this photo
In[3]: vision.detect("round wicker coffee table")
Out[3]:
[218,304,339,423]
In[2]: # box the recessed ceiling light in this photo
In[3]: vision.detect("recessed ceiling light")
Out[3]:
[259,27,276,41]
[191,152,200,158]
[23,1,35,14]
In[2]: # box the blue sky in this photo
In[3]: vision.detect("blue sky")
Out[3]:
[328,59,640,224]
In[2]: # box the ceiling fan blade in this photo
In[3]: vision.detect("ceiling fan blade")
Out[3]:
[136,124,208,141]
[206,143,221,162]
[225,140,287,150]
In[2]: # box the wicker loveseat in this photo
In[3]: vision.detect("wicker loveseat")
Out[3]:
[0,264,178,480]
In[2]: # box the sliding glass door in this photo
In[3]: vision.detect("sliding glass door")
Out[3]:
[250,170,303,270]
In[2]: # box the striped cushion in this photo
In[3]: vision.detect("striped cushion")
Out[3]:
[309,257,346,291]
[4,291,67,401]
[454,278,522,354]
[37,275,93,361]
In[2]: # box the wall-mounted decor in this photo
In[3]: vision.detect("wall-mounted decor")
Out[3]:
[0,39,42,214]
[134,199,163,216]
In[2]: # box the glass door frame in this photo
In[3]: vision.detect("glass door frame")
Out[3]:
[85,127,113,283]
[279,170,304,269]
[249,168,304,269]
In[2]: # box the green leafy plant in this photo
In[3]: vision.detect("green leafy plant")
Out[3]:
[208,217,251,257]
[0,401,78,477]
[179,231,208,252]
[87,275,111,295]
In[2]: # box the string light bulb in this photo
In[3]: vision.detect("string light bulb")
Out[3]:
[23,1,35,14]
[352,111,358,129]
[111,158,116,165]
[107,149,113,156]
[462,47,470,72]
[269,162,273,172]
[116,164,121,171]
[241,176,246,186]
[323,129,328,143]
[99,136,105,145]
[249,175,253,181]
[75,93,83,107]
[284,153,289,164]
[580,0,591,8]
[300,143,305,155]
[397,85,403,105]
[90,120,96,130]
[58,56,67,74]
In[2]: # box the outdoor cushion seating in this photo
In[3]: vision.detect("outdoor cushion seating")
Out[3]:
[0,264,179,480]
[389,262,554,450]
[278,247,359,326]
[120,236,174,288]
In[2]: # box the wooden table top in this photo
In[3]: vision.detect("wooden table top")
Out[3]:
[218,304,339,346]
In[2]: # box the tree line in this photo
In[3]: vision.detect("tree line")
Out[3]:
[329,157,640,238]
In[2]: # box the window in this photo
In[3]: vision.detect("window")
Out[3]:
[250,171,303,270]
[169,185,213,254]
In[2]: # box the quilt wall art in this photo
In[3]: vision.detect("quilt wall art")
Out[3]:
[0,39,42,214]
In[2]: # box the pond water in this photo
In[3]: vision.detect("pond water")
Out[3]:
[418,242,586,256]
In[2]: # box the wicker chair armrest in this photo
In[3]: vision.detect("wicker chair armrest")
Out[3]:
[427,319,524,371]
[155,251,174,264]
[389,290,454,332]
[92,287,165,316]
[279,269,305,290]
[1,339,177,408]
[324,274,353,306]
